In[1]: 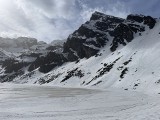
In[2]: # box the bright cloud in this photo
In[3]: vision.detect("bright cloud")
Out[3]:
[0,0,158,42]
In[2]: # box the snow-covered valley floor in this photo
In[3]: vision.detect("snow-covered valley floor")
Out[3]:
[0,84,160,120]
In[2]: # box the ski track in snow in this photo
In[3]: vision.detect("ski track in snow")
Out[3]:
[0,84,160,120]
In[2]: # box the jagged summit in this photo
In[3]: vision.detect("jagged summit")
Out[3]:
[64,11,156,58]
[90,11,124,21]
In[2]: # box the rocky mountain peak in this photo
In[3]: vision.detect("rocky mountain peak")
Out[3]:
[0,12,158,84]
[90,11,124,22]
[64,12,157,59]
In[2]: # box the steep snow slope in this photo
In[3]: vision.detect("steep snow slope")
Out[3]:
[12,19,160,94]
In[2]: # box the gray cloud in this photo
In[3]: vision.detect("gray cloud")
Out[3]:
[123,0,160,17]
[0,0,159,42]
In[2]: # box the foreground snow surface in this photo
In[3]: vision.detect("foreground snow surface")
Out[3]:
[0,84,160,120]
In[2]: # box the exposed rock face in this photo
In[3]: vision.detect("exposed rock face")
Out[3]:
[143,16,156,29]
[0,51,10,64]
[109,14,156,52]
[63,12,125,59]
[39,52,67,73]
[110,23,134,52]
[2,59,29,73]
[127,14,156,29]
[28,52,68,73]
[64,12,156,54]
[63,35,99,60]
[0,59,29,82]
[90,12,124,25]
[127,24,145,33]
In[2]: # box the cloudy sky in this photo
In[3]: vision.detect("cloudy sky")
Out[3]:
[0,0,159,43]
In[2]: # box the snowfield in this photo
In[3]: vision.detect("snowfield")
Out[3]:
[0,84,160,120]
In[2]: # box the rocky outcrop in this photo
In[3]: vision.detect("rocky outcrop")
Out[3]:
[110,23,134,52]
[90,11,124,25]
[63,34,99,60]
[0,59,29,82]
[28,52,68,73]
[127,14,156,29]
[109,14,156,52]
[2,59,29,73]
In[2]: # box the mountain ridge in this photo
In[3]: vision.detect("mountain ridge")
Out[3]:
[0,11,160,94]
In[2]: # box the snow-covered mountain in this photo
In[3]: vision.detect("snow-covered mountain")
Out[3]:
[0,11,160,94]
